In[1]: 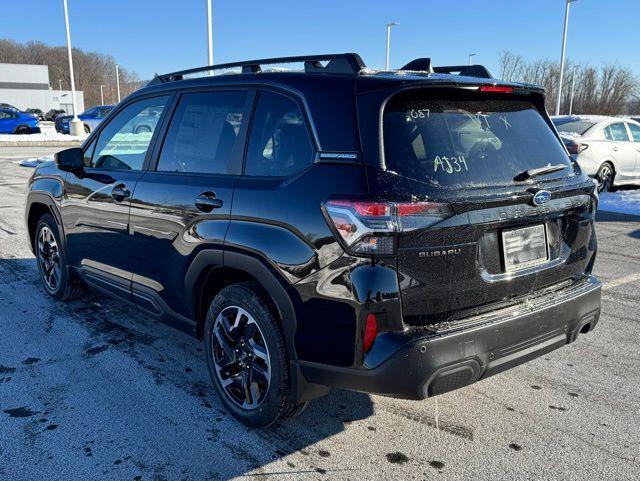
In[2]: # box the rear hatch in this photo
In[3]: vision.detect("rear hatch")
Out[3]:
[363,86,597,328]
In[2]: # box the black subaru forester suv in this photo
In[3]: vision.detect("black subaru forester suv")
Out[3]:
[25,54,601,427]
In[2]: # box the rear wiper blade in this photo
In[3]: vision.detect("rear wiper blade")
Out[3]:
[514,163,567,181]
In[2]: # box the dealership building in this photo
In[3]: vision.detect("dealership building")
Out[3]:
[0,63,84,114]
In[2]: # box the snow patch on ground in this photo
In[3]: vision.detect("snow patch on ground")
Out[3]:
[13,155,55,167]
[0,122,85,142]
[0,131,84,142]
[599,190,640,216]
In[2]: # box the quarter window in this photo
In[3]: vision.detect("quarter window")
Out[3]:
[245,91,313,177]
[157,91,246,174]
[626,123,640,143]
[88,96,169,170]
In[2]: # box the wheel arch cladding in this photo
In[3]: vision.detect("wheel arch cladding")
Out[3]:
[186,249,300,359]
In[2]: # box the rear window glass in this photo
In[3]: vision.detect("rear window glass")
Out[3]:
[383,95,573,188]
[552,118,596,136]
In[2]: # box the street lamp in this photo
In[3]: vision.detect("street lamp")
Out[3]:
[468,53,476,66]
[100,84,105,106]
[385,22,399,70]
[115,65,121,103]
[569,66,577,115]
[206,0,213,66]
[62,0,83,136]
[555,0,578,116]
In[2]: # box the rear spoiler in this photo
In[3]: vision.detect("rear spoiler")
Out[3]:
[401,58,493,79]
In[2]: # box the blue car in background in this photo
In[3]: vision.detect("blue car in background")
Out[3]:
[0,108,40,134]
[55,105,114,134]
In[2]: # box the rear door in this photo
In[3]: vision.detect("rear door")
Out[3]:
[604,122,636,181]
[625,122,640,180]
[373,88,596,325]
[61,95,170,299]
[128,89,250,322]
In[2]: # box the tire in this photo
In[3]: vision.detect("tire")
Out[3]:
[204,282,298,427]
[596,162,615,193]
[15,125,30,135]
[134,125,151,134]
[34,214,85,301]
[84,124,90,134]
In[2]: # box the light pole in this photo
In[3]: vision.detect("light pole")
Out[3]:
[468,53,476,66]
[206,0,213,66]
[555,0,577,116]
[115,65,121,103]
[569,66,577,115]
[62,0,83,136]
[100,84,105,106]
[385,22,398,70]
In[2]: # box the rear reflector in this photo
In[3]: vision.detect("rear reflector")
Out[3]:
[479,85,514,93]
[363,313,378,353]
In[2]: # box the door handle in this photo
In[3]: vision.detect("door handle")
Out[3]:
[194,193,223,212]
[612,146,619,151]
[111,184,131,202]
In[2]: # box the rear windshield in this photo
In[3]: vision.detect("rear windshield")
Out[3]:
[383,94,573,188]
[552,118,596,136]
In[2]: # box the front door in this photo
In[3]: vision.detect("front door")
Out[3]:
[129,90,249,323]
[61,95,171,299]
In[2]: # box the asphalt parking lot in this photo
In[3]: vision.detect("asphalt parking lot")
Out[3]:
[1,146,639,481]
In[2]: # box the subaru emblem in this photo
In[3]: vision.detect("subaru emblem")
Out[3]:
[532,190,551,206]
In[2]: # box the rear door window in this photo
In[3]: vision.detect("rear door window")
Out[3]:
[156,91,246,175]
[607,122,630,142]
[244,91,314,177]
[383,94,573,188]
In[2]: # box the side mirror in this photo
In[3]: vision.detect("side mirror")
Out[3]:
[55,147,84,172]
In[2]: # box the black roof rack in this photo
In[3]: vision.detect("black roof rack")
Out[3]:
[148,53,366,85]
[401,59,493,79]
[149,53,493,87]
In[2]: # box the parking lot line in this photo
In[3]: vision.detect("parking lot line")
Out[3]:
[603,272,640,290]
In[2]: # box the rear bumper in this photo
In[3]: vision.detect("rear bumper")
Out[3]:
[299,276,601,400]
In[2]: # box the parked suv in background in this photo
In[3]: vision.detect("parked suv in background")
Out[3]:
[26,54,601,427]
[44,109,67,121]
[26,108,45,120]
[552,115,640,192]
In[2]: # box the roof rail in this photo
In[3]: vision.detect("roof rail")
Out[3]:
[432,64,493,79]
[400,59,492,79]
[148,53,366,85]
[401,58,434,73]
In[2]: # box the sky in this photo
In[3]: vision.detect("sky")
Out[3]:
[2,0,638,81]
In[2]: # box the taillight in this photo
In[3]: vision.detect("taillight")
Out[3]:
[363,313,378,353]
[323,199,451,256]
[479,85,514,93]
[565,142,588,155]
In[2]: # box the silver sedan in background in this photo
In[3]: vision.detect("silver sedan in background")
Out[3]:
[552,115,640,192]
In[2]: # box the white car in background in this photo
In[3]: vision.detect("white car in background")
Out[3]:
[552,115,640,192]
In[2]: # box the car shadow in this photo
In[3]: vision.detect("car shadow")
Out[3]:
[595,210,640,239]
[0,257,375,480]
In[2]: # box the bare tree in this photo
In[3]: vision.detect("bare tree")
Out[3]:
[0,38,141,107]
[497,51,639,115]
